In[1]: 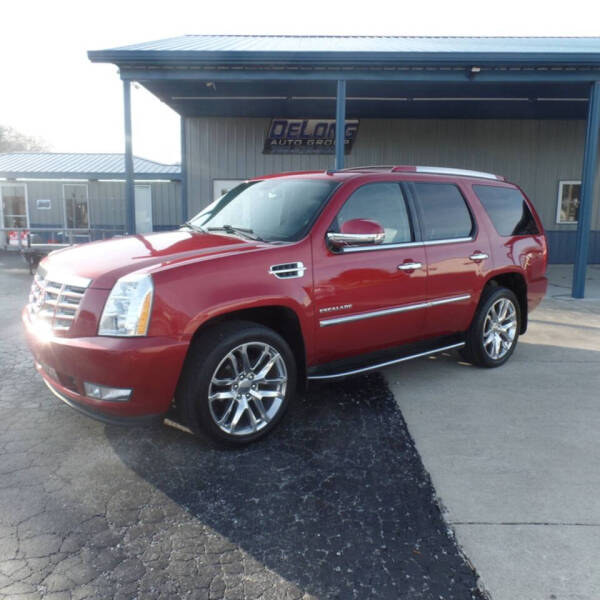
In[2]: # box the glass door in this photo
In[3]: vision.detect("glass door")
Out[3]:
[1,184,28,228]
[63,184,89,229]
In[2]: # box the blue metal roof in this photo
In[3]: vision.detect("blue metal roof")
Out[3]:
[0,153,181,179]
[89,35,600,65]
[87,36,600,121]
[102,35,600,55]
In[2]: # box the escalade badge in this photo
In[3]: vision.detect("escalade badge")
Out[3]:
[319,304,353,314]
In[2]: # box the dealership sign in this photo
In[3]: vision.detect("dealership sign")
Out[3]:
[263,119,359,155]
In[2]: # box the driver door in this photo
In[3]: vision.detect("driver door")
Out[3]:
[312,182,427,364]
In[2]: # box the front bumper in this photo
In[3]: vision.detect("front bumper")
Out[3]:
[23,308,190,422]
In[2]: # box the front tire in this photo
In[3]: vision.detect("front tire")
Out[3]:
[177,321,297,445]
[462,287,520,368]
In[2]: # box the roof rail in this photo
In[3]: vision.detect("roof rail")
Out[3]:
[336,165,504,180]
[391,165,504,180]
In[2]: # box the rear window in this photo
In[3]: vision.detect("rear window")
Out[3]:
[412,183,474,241]
[473,185,539,236]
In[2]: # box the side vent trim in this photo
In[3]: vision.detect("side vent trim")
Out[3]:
[269,262,306,279]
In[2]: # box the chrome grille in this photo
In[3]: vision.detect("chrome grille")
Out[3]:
[28,269,90,331]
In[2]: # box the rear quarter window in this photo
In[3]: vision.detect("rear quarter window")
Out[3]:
[473,185,539,237]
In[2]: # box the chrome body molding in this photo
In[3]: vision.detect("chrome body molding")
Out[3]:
[307,342,466,381]
[340,237,474,253]
[269,262,306,279]
[319,294,471,327]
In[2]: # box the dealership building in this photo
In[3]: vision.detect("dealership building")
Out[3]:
[88,36,600,296]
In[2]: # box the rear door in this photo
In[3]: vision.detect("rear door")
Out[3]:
[312,181,427,364]
[407,180,492,337]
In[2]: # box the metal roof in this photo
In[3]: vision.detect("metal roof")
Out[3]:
[0,153,181,180]
[89,35,600,65]
[87,36,600,121]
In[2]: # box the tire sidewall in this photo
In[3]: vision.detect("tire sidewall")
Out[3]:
[181,323,297,445]
[468,287,521,368]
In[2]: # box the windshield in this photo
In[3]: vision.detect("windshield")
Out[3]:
[188,178,338,242]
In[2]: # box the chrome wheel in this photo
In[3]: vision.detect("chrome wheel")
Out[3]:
[482,297,517,360]
[208,342,288,436]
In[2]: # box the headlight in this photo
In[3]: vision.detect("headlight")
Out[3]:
[98,273,154,336]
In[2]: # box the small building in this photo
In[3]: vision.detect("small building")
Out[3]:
[0,152,182,245]
[89,35,600,297]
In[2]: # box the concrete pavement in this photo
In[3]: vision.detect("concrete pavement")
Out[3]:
[385,265,600,600]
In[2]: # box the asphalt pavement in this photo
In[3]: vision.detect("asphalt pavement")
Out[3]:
[0,251,483,600]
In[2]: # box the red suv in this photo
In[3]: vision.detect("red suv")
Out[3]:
[23,166,547,444]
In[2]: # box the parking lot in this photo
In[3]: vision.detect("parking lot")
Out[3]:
[1,251,599,600]
[0,251,483,600]
[385,265,600,600]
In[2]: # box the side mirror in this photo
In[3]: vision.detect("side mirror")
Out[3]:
[327,218,385,250]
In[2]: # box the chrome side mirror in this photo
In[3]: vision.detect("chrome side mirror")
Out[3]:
[327,218,385,250]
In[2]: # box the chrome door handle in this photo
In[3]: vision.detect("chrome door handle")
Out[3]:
[469,252,489,261]
[397,262,423,271]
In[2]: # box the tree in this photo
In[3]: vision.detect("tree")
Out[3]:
[0,125,48,152]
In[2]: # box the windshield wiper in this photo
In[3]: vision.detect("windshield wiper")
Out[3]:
[207,225,265,242]
[181,221,206,233]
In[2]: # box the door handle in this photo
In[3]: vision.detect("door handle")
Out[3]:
[469,252,489,262]
[397,262,423,271]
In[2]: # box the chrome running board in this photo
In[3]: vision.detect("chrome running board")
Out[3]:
[307,342,465,381]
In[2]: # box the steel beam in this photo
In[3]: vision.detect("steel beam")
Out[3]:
[123,79,135,234]
[180,116,188,223]
[335,80,346,170]
[572,81,600,298]
[119,67,600,84]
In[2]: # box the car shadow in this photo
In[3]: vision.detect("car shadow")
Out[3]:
[105,372,483,599]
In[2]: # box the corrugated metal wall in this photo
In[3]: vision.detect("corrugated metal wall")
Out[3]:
[24,180,181,230]
[184,117,600,262]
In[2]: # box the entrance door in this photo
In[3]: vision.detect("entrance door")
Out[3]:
[134,185,153,234]
[1,184,28,246]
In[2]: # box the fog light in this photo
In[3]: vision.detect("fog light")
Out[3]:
[84,382,132,402]
[41,363,58,381]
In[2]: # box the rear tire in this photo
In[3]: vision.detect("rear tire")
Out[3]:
[176,320,297,445]
[461,287,521,368]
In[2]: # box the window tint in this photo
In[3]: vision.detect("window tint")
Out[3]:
[334,183,413,244]
[413,183,473,241]
[473,185,539,236]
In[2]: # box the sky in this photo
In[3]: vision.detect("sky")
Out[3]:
[2,0,600,165]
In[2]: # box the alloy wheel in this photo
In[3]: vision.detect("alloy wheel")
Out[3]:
[482,297,517,360]
[207,342,288,436]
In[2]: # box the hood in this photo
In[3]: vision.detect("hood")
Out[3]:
[42,230,264,289]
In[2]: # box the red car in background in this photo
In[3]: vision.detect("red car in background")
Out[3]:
[23,165,548,444]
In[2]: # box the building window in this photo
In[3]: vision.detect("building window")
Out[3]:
[557,181,581,224]
[1,184,28,228]
[64,184,89,229]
